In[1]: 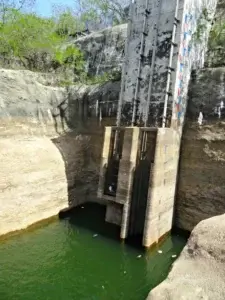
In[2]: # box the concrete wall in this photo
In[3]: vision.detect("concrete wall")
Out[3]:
[121,0,183,125]
[97,127,141,237]
[143,128,180,247]
[117,0,217,246]
[119,0,217,126]
[97,126,181,247]
[105,203,123,226]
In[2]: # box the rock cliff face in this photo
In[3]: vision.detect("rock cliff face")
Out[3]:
[0,23,125,236]
[175,68,225,231]
[205,0,225,68]
[73,24,127,76]
[147,214,225,299]
[175,0,225,231]
[1,0,225,239]
[0,23,127,82]
[0,68,120,236]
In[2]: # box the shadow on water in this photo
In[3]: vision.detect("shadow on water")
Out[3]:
[59,202,145,252]
[60,202,121,241]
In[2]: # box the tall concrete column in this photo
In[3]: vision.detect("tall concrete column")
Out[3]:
[118,0,217,247]
[97,126,113,199]
[117,127,140,239]
[143,128,180,247]
[120,0,217,126]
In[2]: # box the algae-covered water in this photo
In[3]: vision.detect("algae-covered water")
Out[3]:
[0,203,187,300]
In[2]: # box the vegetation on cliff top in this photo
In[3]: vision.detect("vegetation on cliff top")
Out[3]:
[0,0,128,80]
[1,0,225,80]
[0,1,84,74]
[193,6,225,52]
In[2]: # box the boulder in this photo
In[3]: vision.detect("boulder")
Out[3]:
[147,214,225,300]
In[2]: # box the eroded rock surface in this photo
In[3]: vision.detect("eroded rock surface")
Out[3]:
[147,214,225,300]
[175,67,225,231]
[73,24,127,76]
[0,68,120,236]
[174,0,225,232]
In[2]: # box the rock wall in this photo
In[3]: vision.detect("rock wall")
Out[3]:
[147,214,225,299]
[1,0,224,238]
[175,67,225,231]
[0,68,120,236]
[71,24,127,76]
[0,23,127,81]
[175,0,225,232]
[205,0,225,68]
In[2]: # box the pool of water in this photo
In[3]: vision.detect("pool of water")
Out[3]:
[0,203,187,300]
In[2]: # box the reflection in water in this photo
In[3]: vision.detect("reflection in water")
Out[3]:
[0,203,187,300]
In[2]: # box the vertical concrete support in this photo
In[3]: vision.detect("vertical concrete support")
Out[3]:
[117,127,140,239]
[105,203,123,226]
[143,128,180,248]
[97,126,112,199]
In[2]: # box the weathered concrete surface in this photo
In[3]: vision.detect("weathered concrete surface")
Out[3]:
[118,127,141,239]
[147,214,225,300]
[114,0,217,249]
[0,68,119,236]
[175,67,225,231]
[144,128,181,247]
[97,127,142,238]
[119,0,217,126]
[105,203,123,226]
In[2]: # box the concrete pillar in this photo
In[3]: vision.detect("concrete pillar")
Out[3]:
[143,128,180,248]
[105,203,123,226]
[118,127,140,239]
[97,126,113,199]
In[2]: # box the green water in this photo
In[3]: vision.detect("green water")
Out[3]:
[0,203,187,300]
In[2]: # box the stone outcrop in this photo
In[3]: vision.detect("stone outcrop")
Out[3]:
[72,24,127,76]
[0,23,127,79]
[175,70,225,232]
[174,0,225,232]
[1,0,225,241]
[0,18,125,237]
[0,68,120,236]
[147,214,225,299]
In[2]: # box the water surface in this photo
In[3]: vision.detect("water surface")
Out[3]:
[0,203,187,300]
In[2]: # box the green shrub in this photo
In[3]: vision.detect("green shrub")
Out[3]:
[0,9,84,74]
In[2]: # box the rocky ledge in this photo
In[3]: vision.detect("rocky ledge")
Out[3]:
[147,214,225,300]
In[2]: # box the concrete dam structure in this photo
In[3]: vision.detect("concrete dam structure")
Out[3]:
[0,0,223,246]
[97,0,217,248]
